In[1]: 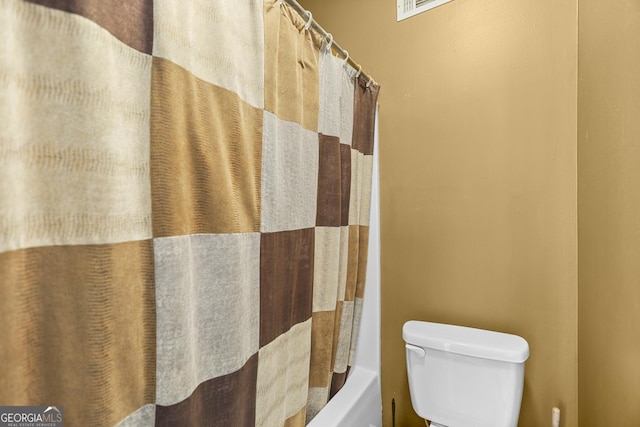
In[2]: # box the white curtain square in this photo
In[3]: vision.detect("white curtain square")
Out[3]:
[313,226,342,312]
[261,111,319,233]
[154,232,261,406]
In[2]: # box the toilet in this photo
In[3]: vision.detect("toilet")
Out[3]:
[403,321,529,427]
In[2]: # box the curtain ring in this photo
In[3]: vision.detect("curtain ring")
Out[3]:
[342,50,349,65]
[325,33,333,52]
[355,65,362,78]
[366,75,374,88]
[304,10,313,31]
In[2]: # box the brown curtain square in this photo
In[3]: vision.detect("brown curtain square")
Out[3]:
[150,57,263,237]
[260,228,315,347]
[316,134,343,226]
[25,0,153,54]
[156,353,258,427]
[0,241,156,427]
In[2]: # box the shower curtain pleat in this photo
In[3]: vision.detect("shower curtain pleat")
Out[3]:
[0,0,379,426]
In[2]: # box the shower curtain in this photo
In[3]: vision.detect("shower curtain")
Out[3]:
[0,0,380,426]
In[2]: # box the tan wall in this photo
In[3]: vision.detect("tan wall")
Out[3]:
[299,0,579,426]
[578,1,640,426]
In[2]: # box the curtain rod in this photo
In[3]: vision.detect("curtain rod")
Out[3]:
[281,0,375,86]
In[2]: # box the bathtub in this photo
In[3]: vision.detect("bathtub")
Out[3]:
[308,110,382,427]
[306,366,381,427]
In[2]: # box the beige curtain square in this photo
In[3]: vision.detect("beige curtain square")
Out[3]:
[153,0,264,108]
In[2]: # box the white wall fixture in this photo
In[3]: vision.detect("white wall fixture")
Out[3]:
[397,0,455,21]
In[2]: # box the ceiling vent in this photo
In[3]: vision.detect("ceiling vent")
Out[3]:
[397,0,455,21]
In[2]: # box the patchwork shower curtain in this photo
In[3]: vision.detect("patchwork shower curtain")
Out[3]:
[0,0,380,426]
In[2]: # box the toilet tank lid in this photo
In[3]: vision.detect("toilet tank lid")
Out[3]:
[403,321,530,363]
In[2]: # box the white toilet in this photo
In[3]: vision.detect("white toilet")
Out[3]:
[403,321,529,427]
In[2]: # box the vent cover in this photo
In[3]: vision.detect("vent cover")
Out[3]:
[397,0,455,21]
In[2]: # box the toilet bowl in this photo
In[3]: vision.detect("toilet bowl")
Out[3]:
[403,321,529,427]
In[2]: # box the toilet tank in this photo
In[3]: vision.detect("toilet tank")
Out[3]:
[403,321,529,427]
